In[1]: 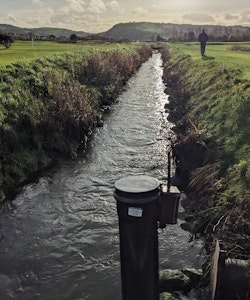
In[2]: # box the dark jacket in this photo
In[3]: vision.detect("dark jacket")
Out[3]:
[198,31,208,44]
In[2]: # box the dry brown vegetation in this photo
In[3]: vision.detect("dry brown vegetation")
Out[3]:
[231,45,250,51]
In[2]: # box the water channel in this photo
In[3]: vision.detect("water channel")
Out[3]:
[0,53,203,300]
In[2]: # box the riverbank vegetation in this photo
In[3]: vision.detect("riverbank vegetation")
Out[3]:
[0,43,152,201]
[160,43,250,261]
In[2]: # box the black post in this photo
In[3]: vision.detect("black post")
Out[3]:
[114,175,160,300]
[167,152,171,192]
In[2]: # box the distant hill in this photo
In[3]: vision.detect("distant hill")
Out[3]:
[1,22,250,42]
[0,24,90,38]
[100,22,250,42]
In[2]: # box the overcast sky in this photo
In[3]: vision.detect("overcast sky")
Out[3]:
[1,0,250,33]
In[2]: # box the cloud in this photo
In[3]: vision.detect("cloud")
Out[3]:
[182,12,215,24]
[181,8,250,27]
[210,9,250,26]
[6,14,17,24]
[224,13,239,21]
[61,0,85,13]
[5,7,55,28]
[107,0,120,11]
[240,9,250,23]
[32,0,43,5]
[1,1,250,34]
[50,13,86,31]
[131,7,148,16]
[87,0,106,14]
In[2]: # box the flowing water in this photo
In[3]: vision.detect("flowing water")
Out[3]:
[0,53,203,300]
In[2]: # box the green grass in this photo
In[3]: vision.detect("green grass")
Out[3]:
[173,42,250,79]
[0,40,135,67]
[162,44,250,257]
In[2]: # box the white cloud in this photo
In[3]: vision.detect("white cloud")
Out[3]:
[6,7,55,28]
[87,0,106,14]
[179,9,250,27]
[32,0,43,5]
[240,9,250,23]
[6,14,17,24]
[61,0,86,13]
[131,7,148,16]
[107,0,120,11]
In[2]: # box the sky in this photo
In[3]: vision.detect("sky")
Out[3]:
[1,0,250,33]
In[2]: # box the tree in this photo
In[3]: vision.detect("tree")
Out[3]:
[156,34,166,42]
[70,33,78,43]
[187,31,195,41]
[49,34,56,41]
[0,33,13,48]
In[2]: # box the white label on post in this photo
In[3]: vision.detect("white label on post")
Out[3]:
[128,207,143,217]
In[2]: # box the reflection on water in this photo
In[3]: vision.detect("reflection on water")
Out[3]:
[0,53,203,300]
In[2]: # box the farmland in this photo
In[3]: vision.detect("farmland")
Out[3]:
[2,41,250,79]
[0,40,136,67]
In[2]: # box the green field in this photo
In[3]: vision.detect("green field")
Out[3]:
[174,42,250,79]
[0,40,134,67]
[2,41,250,79]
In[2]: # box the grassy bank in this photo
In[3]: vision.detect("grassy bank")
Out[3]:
[160,43,250,259]
[0,43,152,200]
[175,42,250,79]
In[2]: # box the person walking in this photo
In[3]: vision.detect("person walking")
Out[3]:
[198,30,208,56]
